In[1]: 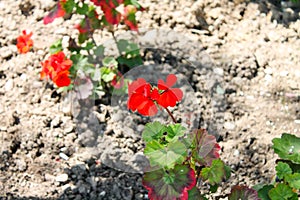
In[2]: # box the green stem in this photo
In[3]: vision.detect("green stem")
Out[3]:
[165,107,177,123]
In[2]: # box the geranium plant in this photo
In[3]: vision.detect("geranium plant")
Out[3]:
[40,0,144,98]
[127,74,231,199]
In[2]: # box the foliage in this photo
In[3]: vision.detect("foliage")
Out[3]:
[39,0,144,99]
[252,133,300,200]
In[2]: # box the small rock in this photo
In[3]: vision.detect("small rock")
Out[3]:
[59,152,69,160]
[264,67,273,75]
[55,173,68,182]
[5,79,14,91]
[45,173,55,182]
[295,120,300,124]
[224,122,235,130]
[233,150,240,156]
[99,191,106,196]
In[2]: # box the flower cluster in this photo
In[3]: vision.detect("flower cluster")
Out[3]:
[40,51,72,87]
[127,74,183,116]
[43,0,66,25]
[16,30,33,54]
[44,0,141,31]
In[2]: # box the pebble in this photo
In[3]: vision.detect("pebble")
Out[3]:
[59,152,69,160]
[55,173,68,182]
[5,79,14,91]
[295,120,300,124]
[224,122,235,130]
[99,191,106,196]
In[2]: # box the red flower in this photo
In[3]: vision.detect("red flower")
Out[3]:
[157,74,183,108]
[43,0,66,25]
[40,51,72,87]
[127,78,158,116]
[91,0,123,25]
[123,5,138,31]
[111,72,124,89]
[16,30,33,54]
[127,74,183,116]
[52,70,71,87]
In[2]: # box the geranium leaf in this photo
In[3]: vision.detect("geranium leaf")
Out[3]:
[165,124,186,143]
[49,39,63,54]
[76,3,89,15]
[100,67,115,82]
[284,173,300,189]
[257,185,273,200]
[63,0,75,13]
[116,39,140,57]
[191,129,220,166]
[200,159,226,185]
[144,140,187,168]
[102,57,118,69]
[228,185,260,200]
[94,45,105,58]
[142,165,196,200]
[188,187,207,200]
[276,161,292,179]
[268,183,297,200]
[142,122,166,143]
[272,133,300,164]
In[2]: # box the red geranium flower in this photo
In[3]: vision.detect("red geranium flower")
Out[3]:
[111,72,124,89]
[127,78,159,116]
[40,51,72,87]
[127,74,183,116]
[16,30,33,54]
[43,0,66,25]
[91,0,124,25]
[52,70,71,87]
[157,74,183,108]
[123,5,138,31]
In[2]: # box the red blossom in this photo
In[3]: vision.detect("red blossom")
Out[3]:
[40,51,72,87]
[43,0,66,25]
[111,72,124,89]
[127,78,158,116]
[16,30,33,54]
[127,74,183,116]
[123,5,138,31]
[157,74,183,108]
[53,70,71,87]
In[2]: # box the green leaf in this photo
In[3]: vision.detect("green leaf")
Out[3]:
[142,122,166,143]
[268,183,297,200]
[49,39,63,54]
[257,185,273,200]
[142,165,196,200]
[224,165,231,180]
[210,184,218,193]
[144,140,187,168]
[200,159,225,185]
[191,129,220,166]
[102,57,118,69]
[188,187,207,200]
[164,124,186,143]
[116,39,143,67]
[284,173,300,189]
[117,55,143,68]
[76,3,89,15]
[229,185,260,200]
[62,0,75,13]
[94,45,104,58]
[70,54,90,72]
[276,161,292,179]
[100,67,115,82]
[78,33,88,44]
[272,133,300,164]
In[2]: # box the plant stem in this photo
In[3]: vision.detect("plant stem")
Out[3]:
[111,31,124,73]
[165,107,177,123]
